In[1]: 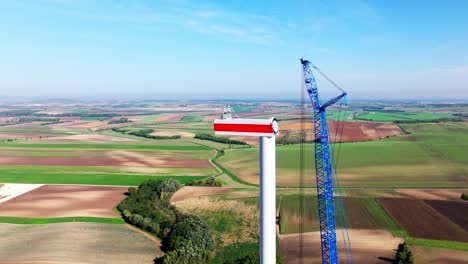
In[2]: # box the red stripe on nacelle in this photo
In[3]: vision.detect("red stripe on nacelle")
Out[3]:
[214,123,273,133]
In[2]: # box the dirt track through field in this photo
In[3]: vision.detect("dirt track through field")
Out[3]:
[280,229,403,264]
[378,198,468,242]
[0,222,161,264]
[0,185,127,218]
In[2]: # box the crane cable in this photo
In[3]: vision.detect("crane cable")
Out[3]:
[330,99,354,264]
[313,63,354,263]
[299,68,306,264]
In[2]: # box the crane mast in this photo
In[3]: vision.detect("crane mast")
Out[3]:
[300,59,347,264]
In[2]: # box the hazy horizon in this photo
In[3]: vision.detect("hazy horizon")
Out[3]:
[1,0,467,99]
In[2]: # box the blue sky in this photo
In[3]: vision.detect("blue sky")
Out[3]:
[1,0,467,100]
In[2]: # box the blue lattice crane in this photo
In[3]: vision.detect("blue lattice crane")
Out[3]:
[300,59,350,264]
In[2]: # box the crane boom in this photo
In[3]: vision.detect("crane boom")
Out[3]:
[301,59,347,264]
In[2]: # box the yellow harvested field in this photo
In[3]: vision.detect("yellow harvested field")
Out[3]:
[150,131,195,139]
[170,186,232,203]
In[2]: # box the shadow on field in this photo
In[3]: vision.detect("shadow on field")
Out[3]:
[378,256,396,263]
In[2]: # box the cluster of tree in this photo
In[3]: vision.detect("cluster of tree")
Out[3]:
[111,127,127,133]
[122,210,160,234]
[108,117,131,124]
[0,110,38,116]
[195,133,247,145]
[461,193,468,200]
[118,179,216,263]
[161,215,216,263]
[128,128,181,139]
[186,176,221,187]
[118,180,181,238]
[395,241,415,264]
[111,127,180,139]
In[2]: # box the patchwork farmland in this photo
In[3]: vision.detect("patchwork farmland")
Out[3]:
[0,100,466,263]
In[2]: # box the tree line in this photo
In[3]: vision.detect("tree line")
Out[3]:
[195,133,247,145]
[112,128,181,139]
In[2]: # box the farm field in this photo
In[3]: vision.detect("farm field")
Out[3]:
[217,122,468,187]
[378,198,468,242]
[280,229,404,264]
[353,111,456,122]
[410,245,468,264]
[0,185,127,218]
[279,119,402,143]
[425,199,468,230]
[0,100,466,263]
[278,195,405,235]
[0,222,162,264]
[0,141,217,185]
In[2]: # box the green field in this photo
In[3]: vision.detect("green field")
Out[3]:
[80,116,111,121]
[232,106,254,113]
[218,122,468,187]
[0,139,218,185]
[142,115,158,122]
[0,165,206,185]
[354,111,456,122]
[181,115,203,122]
[327,110,358,122]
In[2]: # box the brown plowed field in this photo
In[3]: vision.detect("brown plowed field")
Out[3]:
[342,197,379,229]
[378,198,468,242]
[0,156,211,168]
[280,120,402,142]
[0,185,127,218]
[280,229,403,264]
[170,186,232,203]
[425,200,468,231]
[395,189,465,200]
